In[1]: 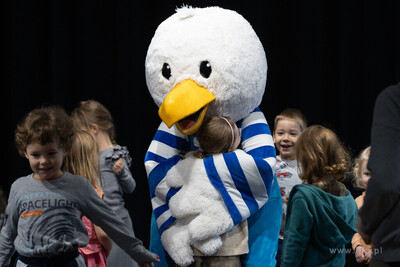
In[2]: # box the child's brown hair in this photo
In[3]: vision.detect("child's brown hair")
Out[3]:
[71,100,117,145]
[15,106,74,157]
[273,108,308,133]
[195,116,238,158]
[295,125,351,185]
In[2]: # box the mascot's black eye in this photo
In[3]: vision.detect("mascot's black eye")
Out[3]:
[162,63,171,80]
[200,61,212,78]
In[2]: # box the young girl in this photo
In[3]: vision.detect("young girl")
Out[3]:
[64,131,113,267]
[351,146,372,265]
[281,125,358,267]
[272,108,307,266]
[71,100,138,267]
[162,116,245,267]
[0,105,159,266]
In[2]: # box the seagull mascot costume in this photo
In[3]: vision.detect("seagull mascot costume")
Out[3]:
[144,6,282,267]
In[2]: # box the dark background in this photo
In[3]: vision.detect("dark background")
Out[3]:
[2,0,400,265]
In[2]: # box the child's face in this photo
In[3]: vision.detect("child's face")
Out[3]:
[360,159,371,188]
[25,140,65,181]
[273,119,302,161]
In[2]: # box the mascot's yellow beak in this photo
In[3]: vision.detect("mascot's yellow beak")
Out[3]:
[158,79,215,135]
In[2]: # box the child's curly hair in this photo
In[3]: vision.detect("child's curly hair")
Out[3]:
[295,125,351,184]
[352,146,371,190]
[15,106,74,157]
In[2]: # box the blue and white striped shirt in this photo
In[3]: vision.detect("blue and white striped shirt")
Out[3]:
[145,108,276,234]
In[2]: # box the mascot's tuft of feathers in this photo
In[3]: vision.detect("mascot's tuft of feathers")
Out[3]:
[145,6,267,123]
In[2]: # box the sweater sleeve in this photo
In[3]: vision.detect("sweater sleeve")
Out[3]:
[0,184,19,266]
[116,160,136,193]
[78,179,157,263]
[359,84,400,235]
[281,194,313,267]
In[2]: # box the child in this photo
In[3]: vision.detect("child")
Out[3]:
[272,108,307,266]
[0,187,6,231]
[351,146,372,265]
[0,106,159,266]
[71,100,138,267]
[281,125,358,267]
[162,116,245,267]
[64,130,113,266]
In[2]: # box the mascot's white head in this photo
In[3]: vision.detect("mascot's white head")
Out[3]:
[145,6,267,135]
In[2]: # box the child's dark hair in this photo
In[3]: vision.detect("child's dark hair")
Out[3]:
[15,106,74,157]
[195,116,237,158]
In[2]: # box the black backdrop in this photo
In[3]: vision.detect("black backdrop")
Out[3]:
[2,0,400,258]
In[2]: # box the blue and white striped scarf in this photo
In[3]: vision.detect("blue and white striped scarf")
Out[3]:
[145,107,276,233]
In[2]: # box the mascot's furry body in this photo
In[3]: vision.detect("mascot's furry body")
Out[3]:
[144,6,282,267]
[162,152,234,266]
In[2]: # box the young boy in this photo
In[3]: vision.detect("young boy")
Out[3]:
[272,108,307,266]
[0,106,159,267]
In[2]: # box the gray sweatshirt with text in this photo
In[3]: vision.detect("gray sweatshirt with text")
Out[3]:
[0,172,156,266]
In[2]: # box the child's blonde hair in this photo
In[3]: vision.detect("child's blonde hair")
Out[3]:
[64,131,103,196]
[273,108,308,133]
[295,125,351,185]
[352,146,371,190]
[71,100,117,145]
[15,106,74,157]
[195,116,238,158]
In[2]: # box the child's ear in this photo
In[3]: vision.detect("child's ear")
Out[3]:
[90,124,99,135]
[24,151,29,159]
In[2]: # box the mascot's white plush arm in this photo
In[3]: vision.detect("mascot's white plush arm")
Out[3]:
[145,108,275,234]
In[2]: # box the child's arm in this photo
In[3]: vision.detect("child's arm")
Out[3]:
[103,147,136,193]
[281,193,312,266]
[113,158,136,193]
[94,225,113,257]
[0,184,19,266]
[79,179,159,264]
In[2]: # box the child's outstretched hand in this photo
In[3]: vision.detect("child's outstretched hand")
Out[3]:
[112,158,125,174]
[355,246,371,264]
[140,254,160,267]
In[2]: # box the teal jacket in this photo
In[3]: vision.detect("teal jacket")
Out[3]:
[281,184,358,267]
